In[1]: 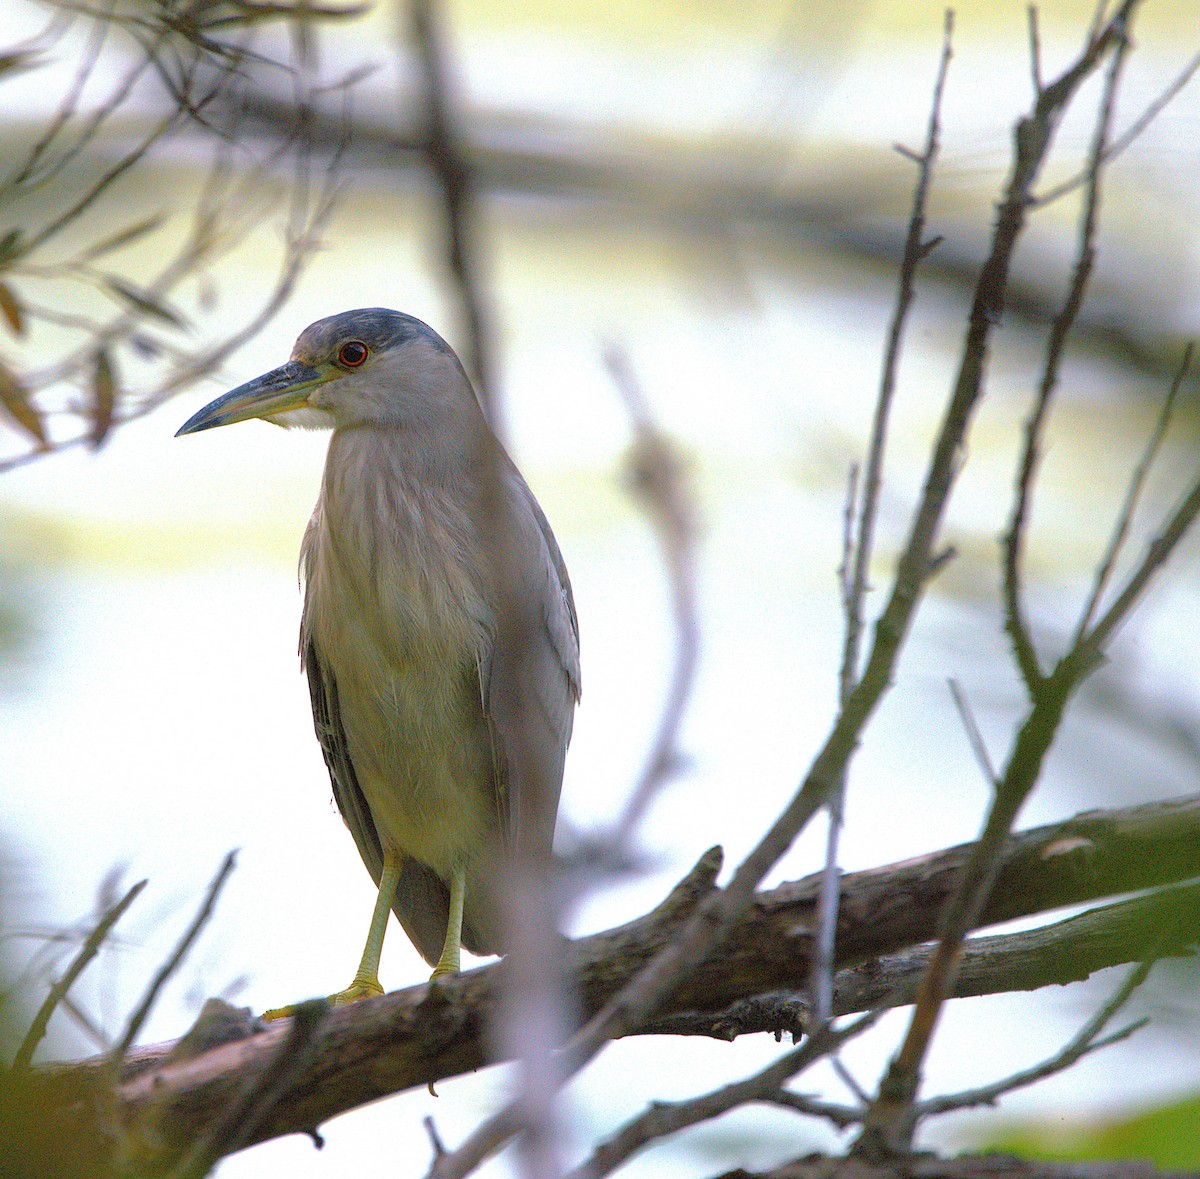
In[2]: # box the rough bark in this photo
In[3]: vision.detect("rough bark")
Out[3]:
[26,793,1200,1170]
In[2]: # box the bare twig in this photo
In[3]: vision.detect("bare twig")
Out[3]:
[1002,5,1130,697]
[1035,46,1200,208]
[408,9,568,1176]
[859,4,1142,1155]
[10,878,147,1072]
[815,4,954,1034]
[916,954,1156,1117]
[947,679,999,788]
[1075,343,1193,641]
[107,853,236,1081]
[409,0,494,406]
[1027,6,1043,97]
[843,8,953,706]
[1083,468,1200,658]
[765,1089,862,1128]
[567,1014,881,1179]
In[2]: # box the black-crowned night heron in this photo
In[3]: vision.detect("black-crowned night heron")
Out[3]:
[177,308,580,1006]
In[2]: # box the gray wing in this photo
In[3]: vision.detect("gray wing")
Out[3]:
[303,637,486,964]
[478,467,581,863]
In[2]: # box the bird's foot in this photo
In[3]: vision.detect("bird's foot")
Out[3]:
[261,976,383,1021]
[328,975,385,1007]
[429,963,456,981]
[261,1002,300,1022]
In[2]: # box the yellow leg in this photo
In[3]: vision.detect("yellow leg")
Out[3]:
[430,864,465,980]
[263,845,402,1021]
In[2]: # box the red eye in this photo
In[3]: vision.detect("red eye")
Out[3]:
[338,340,368,367]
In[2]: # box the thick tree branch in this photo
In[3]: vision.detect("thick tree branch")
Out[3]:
[27,794,1200,1170]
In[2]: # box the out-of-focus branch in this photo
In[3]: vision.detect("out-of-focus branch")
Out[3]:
[0,0,354,468]
[596,344,700,859]
[408,0,494,406]
[709,1150,1200,1179]
[168,998,329,1179]
[406,5,571,1176]
[10,878,147,1072]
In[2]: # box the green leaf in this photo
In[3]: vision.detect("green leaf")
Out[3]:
[0,361,47,448]
[0,282,24,336]
[82,215,166,261]
[89,349,117,450]
[103,276,187,330]
[0,229,24,269]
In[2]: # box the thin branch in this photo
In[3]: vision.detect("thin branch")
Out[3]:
[1027,6,1043,98]
[947,678,998,788]
[1034,45,1200,207]
[10,878,147,1072]
[107,853,236,1081]
[409,0,494,407]
[841,6,953,704]
[860,6,1142,1153]
[816,4,954,1035]
[837,463,860,623]
[765,1089,862,1128]
[597,345,700,857]
[5,1,114,189]
[1075,343,1192,641]
[916,957,1153,1117]
[1083,467,1200,657]
[568,1015,880,1179]
[1002,5,1130,697]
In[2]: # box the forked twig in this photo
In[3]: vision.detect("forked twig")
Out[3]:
[1002,3,1130,697]
[1074,343,1192,641]
[1035,46,1200,208]
[916,959,1152,1116]
[858,3,1143,1156]
[567,1013,881,1179]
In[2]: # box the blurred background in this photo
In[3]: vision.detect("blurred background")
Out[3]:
[2,0,1200,1173]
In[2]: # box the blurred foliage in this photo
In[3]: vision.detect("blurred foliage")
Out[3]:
[992,1091,1200,1168]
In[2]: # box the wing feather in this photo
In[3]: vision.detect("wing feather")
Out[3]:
[303,638,489,963]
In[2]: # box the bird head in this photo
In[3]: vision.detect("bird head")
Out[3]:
[176,308,473,436]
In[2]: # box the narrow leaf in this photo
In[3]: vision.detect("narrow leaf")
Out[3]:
[0,361,47,448]
[103,276,187,330]
[0,282,25,336]
[0,229,23,268]
[90,349,117,450]
[82,214,166,261]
